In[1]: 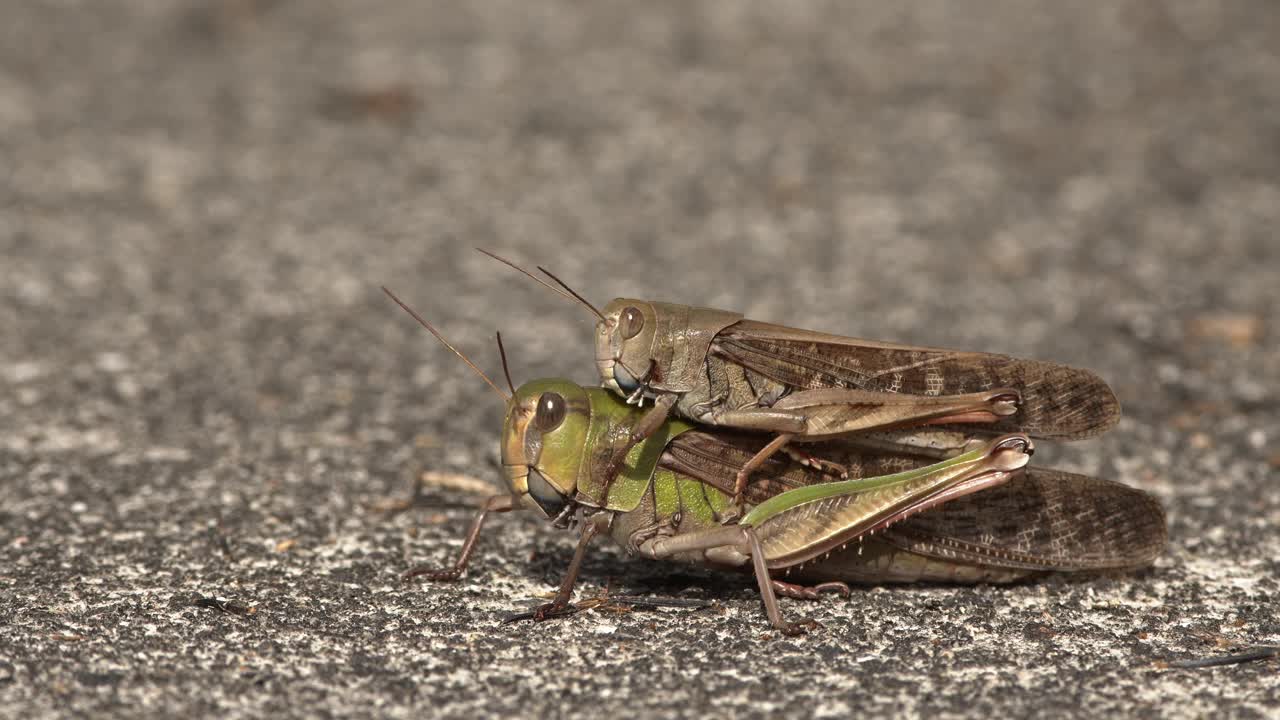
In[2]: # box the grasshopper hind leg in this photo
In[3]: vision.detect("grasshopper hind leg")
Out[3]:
[746,529,820,635]
[641,525,818,635]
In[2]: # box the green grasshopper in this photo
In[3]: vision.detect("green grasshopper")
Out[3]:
[480,251,1123,504]
[384,289,1166,635]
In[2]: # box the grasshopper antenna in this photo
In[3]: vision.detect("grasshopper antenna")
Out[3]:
[495,331,516,396]
[381,286,510,402]
[475,248,607,323]
[534,265,605,323]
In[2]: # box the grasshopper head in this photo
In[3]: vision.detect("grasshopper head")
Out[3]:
[596,298,661,399]
[501,378,593,519]
[596,298,743,400]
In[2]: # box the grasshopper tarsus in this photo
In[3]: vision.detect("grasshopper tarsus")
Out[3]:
[401,566,462,582]
[779,618,821,637]
[532,602,577,621]
[771,579,852,600]
[811,581,851,598]
[502,603,580,624]
[782,447,848,479]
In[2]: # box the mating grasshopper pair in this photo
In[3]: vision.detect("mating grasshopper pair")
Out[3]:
[385,252,1166,634]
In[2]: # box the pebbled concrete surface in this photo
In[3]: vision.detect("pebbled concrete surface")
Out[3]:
[1,2,1278,718]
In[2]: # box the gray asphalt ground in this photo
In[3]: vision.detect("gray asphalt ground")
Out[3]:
[2,2,1278,718]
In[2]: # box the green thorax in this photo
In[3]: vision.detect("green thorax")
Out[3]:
[575,388,695,512]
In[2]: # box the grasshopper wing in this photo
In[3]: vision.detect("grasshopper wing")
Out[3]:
[879,467,1168,571]
[712,320,1120,440]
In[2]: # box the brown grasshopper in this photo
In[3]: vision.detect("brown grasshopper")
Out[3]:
[481,250,1120,506]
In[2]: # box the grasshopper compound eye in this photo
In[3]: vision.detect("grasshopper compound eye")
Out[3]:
[620,306,644,339]
[534,392,567,432]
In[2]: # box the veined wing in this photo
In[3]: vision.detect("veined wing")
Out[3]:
[879,467,1167,571]
[712,319,1120,440]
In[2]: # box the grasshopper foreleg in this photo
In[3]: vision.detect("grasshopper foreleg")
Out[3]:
[402,494,516,581]
[523,514,609,622]
[630,393,678,442]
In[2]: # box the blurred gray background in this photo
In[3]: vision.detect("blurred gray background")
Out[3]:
[1,2,1277,718]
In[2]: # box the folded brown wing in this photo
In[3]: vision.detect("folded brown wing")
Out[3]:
[879,468,1167,571]
[712,320,1120,440]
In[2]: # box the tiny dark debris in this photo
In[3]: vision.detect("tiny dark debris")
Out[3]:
[1022,621,1057,640]
[210,515,234,562]
[321,86,417,124]
[240,670,273,686]
[194,596,256,617]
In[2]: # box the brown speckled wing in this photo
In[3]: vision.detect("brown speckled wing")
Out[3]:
[712,319,1120,440]
[880,468,1168,571]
